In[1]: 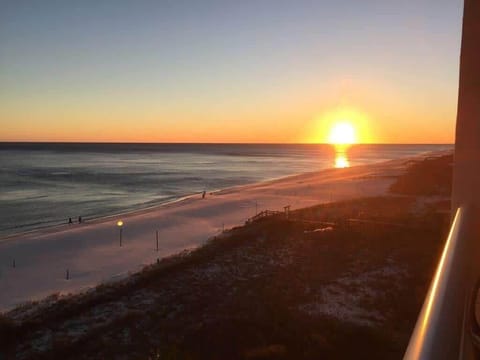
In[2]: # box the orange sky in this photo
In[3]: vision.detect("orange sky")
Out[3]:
[1,75,457,144]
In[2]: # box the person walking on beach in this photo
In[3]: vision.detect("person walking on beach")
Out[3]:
[68,217,72,224]
[78,216,82,224]
[202,190,206,199]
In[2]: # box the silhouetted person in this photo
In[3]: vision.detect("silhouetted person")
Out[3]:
[68,217,72,224]
[78,216,82,224]
[202,191,206,199]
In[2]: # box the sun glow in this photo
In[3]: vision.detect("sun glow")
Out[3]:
[328,122,356,145]
[306,107,373,144]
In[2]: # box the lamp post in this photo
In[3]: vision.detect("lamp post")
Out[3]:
[117,220,123,247]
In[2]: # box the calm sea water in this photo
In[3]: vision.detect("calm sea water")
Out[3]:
[0,143,452,238]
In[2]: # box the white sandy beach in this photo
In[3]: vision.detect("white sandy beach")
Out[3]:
[0,152,444,312]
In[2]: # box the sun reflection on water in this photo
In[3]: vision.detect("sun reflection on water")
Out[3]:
[333,145,351,168]
[335,153,350,168]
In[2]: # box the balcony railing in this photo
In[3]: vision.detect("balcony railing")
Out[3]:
[404,207,480,359]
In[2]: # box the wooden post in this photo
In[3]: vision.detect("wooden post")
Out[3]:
[12,259,15,268]
[156,230,159,251]
[66,269,69,280]
[119,227,123,247]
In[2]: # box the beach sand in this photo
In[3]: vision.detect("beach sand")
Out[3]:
[0,152,445,311]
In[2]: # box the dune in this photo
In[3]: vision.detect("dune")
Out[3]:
[0,151,448,311]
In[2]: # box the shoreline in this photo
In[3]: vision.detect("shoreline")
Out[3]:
[0,165,351,242]
[0,193,201,243]
[1,147,448,242]
[0,145,452,241]
[0,150,451,312]
[1,165,327,242]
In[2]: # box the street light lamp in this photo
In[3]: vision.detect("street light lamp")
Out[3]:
[117,220,123,247]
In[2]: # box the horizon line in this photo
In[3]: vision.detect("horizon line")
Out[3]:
[0,141,455,146]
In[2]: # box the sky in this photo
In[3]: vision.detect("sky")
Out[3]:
[0,0,463,143]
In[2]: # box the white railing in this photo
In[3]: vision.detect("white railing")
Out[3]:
[404,207,480,359]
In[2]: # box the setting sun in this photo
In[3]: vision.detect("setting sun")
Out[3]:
[328,122,356,145]
[307,107,373,144]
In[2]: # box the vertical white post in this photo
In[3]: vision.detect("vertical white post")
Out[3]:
[452,0,480,213]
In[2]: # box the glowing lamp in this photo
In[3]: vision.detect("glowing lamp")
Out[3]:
[117,220,123,246]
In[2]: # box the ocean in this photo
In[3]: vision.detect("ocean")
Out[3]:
[0,143,452,238]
